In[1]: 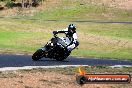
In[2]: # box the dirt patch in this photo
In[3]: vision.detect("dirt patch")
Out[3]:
[111,0,132,10]
[0,70,131,88]
[0,0,61,16]
[0,0,132,17]
[101,0,132,10]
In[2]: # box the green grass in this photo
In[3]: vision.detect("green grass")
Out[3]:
[23,0,132,21]
[0,31,35,52]
[0,30,52,53]
[72,49,132,60]
[79,23,132,39]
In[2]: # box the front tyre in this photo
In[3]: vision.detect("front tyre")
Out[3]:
[32,49,44,61]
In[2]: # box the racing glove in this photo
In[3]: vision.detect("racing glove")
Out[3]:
[53,31,58,35]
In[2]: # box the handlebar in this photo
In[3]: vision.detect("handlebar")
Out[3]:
[54,34,58,38]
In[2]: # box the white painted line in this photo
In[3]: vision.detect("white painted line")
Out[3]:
[109,65,132,68]
[0,65,132,71]
[0,65,89,71]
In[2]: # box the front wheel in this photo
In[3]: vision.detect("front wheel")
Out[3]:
[32,49,44,61]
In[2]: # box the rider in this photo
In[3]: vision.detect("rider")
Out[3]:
[53,24,79,53]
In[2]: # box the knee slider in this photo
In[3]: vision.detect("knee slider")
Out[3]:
[75,41,79,47]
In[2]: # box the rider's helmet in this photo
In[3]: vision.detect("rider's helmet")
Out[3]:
[68,24,76,33]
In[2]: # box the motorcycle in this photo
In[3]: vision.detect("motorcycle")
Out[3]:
[32,34,71,61]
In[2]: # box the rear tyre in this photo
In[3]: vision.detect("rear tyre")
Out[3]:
[32,49,44,61]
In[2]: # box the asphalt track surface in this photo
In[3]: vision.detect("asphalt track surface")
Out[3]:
[0,54,132,68]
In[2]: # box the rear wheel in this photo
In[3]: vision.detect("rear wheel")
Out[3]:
[32,49,44,61]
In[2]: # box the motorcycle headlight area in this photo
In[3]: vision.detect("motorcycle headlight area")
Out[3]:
[50,43,53,46]
[47,41,54,46]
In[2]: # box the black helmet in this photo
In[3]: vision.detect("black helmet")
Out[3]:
[68,24,76,32]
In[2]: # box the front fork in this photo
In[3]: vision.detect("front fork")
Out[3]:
[41,44,53,58]
[40,45,48,57]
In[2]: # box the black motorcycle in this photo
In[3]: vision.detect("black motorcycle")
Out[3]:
[32,34,71,61]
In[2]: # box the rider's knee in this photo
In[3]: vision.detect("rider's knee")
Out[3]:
[75,41,79,47]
